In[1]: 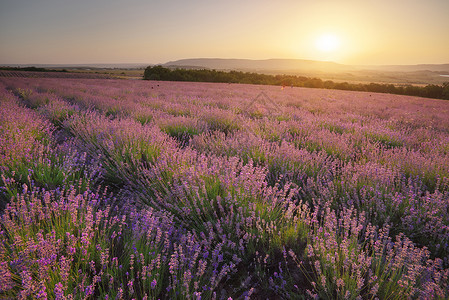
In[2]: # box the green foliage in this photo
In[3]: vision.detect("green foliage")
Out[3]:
[319,122,345,135]
[160,123,201,144]
[364,132,403,149]
[144,66,449,100]
[15,88,33,101]
[134,113,153,125]
[0,66,68,72]
[201,114,240,134]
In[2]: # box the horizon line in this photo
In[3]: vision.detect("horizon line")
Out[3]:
[1,57,449,68]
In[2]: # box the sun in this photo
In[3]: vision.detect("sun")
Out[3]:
[315,34,340,53]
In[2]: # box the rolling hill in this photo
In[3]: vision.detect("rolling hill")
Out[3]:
[163,58,449,85]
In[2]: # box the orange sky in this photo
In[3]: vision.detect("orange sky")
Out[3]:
[1,0,448,65]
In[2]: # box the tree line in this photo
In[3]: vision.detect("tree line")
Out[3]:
[0,66,68,72]
[144,65,449,100]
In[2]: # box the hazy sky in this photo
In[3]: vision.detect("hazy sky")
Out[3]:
[1,0,448,65]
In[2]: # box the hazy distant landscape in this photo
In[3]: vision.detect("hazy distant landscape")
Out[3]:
[3,58,449,85]
[163,58,449,85]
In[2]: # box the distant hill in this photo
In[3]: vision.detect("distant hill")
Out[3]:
[164,58,449,73]
[358,64,449,73]
[163,58,353,74]
[163,58,449,85]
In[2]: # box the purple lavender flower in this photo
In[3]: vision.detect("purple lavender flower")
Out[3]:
[151,279,157,289]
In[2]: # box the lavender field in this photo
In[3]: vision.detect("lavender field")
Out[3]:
[1,77,449,299]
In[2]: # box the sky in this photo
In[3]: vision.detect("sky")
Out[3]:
[1,0,448,65]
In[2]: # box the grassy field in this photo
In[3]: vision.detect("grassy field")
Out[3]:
[1,77,448,299]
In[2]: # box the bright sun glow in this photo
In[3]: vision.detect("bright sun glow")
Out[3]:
[315,34,340,53]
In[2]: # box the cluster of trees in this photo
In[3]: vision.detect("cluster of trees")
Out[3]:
[144,65,449,100]
[0,66,68,72]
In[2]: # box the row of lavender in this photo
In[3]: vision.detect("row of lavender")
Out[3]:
[1,77,448,299]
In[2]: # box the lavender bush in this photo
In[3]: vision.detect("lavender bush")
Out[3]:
[1,77,448,298]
